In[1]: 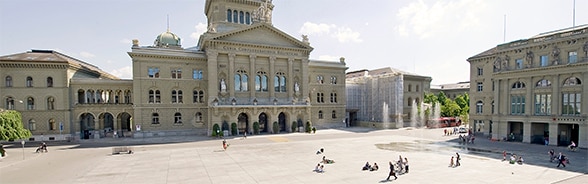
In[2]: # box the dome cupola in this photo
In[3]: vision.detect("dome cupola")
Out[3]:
[154,30,181,48]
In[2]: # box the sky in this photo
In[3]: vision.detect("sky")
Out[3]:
[1,0,586,85]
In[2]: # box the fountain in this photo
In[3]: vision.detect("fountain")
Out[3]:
[410,99,417,128]
[432,102,441,128]
[382,102,389,129]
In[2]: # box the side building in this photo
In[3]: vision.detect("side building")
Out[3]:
[468,24,588,148]
[345,67,431,128]
[0,0,347,141]
[430,81,470,99]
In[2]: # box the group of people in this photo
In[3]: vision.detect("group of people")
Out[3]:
[548,149,570,168]
[502,150,524,165]
[386,155,409,181]
[458,134,475,144]
[362,162,379,171]
[449,152,461,167]
[313,147,332,173]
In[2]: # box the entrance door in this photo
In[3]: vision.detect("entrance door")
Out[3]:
[259,113,268,133]
[238,113,249,134]
[278,112,286,132]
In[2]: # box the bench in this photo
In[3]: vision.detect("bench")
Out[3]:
[112,146,134,154]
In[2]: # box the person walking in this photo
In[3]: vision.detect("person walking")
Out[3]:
[449,156,455,167]
[556,152,566,168]
[502,150,507,161]
[386,161,397,180]
[404,157,409,173]
[455,153,461,166]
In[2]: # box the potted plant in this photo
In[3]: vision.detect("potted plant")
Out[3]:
[231,122,238,136]
[305,121,312,133]
[291,121,297,132]
[273,121,279,134]
[253,122,260,135]
[212,124,220,137]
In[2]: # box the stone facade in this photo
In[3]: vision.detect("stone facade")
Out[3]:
[468,24,588,148]
[0,0,346,140]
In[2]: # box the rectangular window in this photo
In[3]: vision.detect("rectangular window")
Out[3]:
[510,95,525,115]
[171,68,182,79]
[534,94,551,115]
[562,93,581,115]
[477,67,483,76]
[148,67,160,78]
[477,82,483,92]
[192,69,203,80]
[568,52,577,64]
[540,55,549,67]
[515,59,523,69]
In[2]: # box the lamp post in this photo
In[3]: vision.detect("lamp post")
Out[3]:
[21,140,25,160]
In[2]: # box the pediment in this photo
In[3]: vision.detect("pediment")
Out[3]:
[209,23,312,50]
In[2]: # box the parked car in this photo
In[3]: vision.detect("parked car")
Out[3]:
[458,127,467,133]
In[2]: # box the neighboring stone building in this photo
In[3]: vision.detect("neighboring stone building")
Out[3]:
[345,67,431,128]
[468,24,588,148]
[0,0,347,140]
[430,81,470,99]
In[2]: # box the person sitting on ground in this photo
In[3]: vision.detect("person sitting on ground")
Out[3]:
[313,163,321,172]
[517,156,524,165]
[370,163,379,171]
[317,165,324,173]
[510,154,517,164]
[316,147,324,154]
[322,156,334,164]
[362,162,372,171]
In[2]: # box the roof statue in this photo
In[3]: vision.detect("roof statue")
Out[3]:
[252,0,272,24]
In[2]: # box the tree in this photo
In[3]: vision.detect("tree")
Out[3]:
[441,99,461,117]
[454,93,470,116]
[0,109,32,141]
[423,93,438,104]
[437,92,448,106]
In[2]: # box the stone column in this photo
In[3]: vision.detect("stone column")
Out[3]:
[548,122,558,146]
[526,77,533,114]
[249,55,256,98]
[301,58,309,102]
[523,121,531,143]
[287,58,294,100]
[551,74,561,115]
[207,51,219,105]
[269,56,276,100]
[229,53,236,97]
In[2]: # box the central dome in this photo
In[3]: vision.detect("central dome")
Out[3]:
[154,30,181,48]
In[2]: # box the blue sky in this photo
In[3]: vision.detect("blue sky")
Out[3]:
[1,0,586,85]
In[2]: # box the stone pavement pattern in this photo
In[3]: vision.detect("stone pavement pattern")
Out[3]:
[1,128,586,184]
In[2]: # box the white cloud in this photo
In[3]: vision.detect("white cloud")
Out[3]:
[395,0,486,39]
[110,66,133,79]
[299,22,362,43]
[80,51,95,58]
[120,39,132,44]
[190,22,208,40]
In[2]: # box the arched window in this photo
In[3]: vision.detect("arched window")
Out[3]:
[174,112,182,124]
[255,71,267,92]
[317,93,324,103]
[124,90,131,104]
[196,112,203,122]
[5,97,15,110]
[47,97,55,110]
[330,76,337,84]
[233,10,238,23]
[245,12,251,24]
[408,97,412,106]
[5,76,12,87]
[536,79,551,87]
[227,9,232,22]
[77,89,85,104]
[26,97,35,110]
[330,93,337,103]
[239,11,244,24]
[235,70,248,92]
[47,77,53,87]
[512,81,526,89]
[332,110,337,118]
[274,72,286,92]
[151,113,160,124]
[172,90,183,103]
[26,76,33,87]
[476,101,483,114]
[318,110,323,119]
[48,119,56,130]
[149,90,155,103]
[28,119,36,131]
[155,90,161,103]
[317,75,324,84]
[563,77,581,86]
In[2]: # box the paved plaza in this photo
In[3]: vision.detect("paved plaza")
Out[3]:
[1,127,586,184]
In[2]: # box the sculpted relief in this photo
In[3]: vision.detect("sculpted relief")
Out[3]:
[525,51,534,68]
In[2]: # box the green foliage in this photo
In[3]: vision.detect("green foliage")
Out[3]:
[423,93,438,104]
[437,92,448,106]
[291,121,297,132]
[212,124,220,137]
[441,99,461,117]
[305,121,312,133]
[454,93,470,115]
[273,121,279,134]
[0,110,32,141]
[253,122,260,134]
[231,122,238,136]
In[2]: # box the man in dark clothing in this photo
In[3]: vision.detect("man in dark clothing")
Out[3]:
[386,161,397,180]
[556,152,566,168]
[455,153,461,166]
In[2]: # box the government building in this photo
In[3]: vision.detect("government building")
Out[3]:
[468,25,588,148]
[0,0,347,141]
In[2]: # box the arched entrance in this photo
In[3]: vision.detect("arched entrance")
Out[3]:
[117,112,132,137]
[278,112,287,132]
[238,113,249,134]
[98,112,114,137]
[79,113,95,139]
[259,113,268,133]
